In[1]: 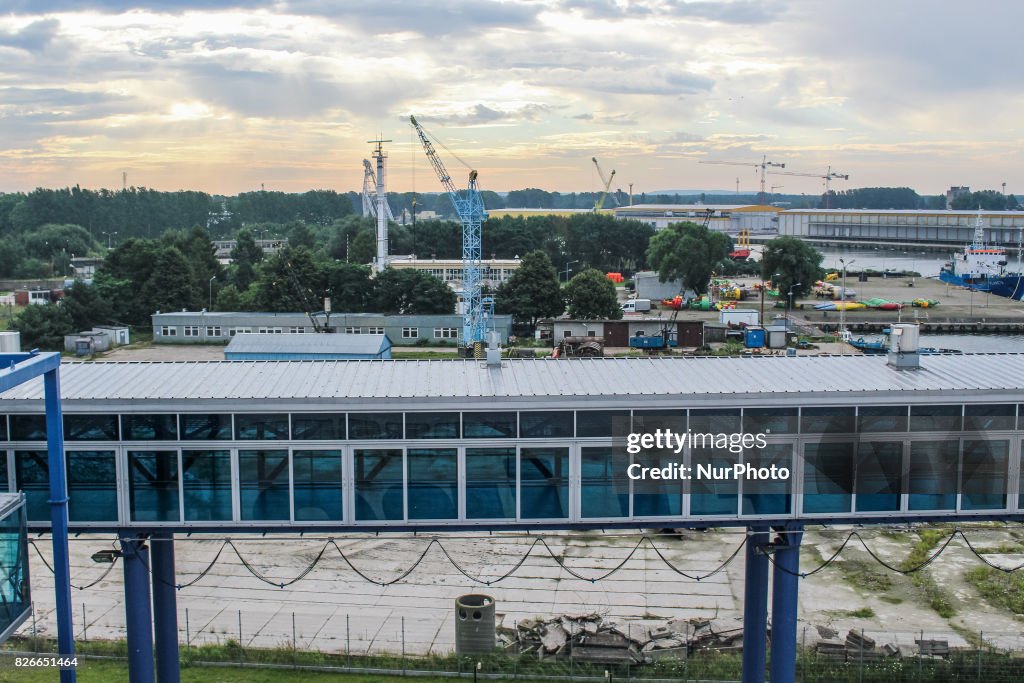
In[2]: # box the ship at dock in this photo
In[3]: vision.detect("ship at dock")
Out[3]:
[938,213,1024,300]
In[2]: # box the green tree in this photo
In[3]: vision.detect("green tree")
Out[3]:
[494,250,563,331]
[348,229,376,265]
[142,247,201,314]
[23,223,98,262]
[230,229,264,291]
[165,225,222,297]
[326,216,374,261]
[62,282,113,330]
[951,190,1011,211]
[324,262,375,312]
[646,222,731,294]
[760,236,824,298]
[249,246,325,312]
[373,268,456,314]
[0,237,25,277]
[828,187,922,209]
[564,268,621,320]
[287,221,317,250]
[214,283,245,311]
[9,303,74,350]
[97,239,164,324]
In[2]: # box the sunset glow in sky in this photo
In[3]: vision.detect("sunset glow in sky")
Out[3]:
[1,1,1021,196]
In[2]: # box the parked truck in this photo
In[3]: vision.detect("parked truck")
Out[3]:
[621,298,652,313]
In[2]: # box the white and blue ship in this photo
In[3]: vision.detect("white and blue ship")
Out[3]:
[938,213,1024,300]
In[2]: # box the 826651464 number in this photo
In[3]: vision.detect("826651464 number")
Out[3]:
[13,657,78,669]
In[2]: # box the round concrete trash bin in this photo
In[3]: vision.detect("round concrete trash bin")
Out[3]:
[455,594,495,655]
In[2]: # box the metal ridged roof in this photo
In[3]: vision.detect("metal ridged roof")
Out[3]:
[0,354,1022,403]
[224,333,389,356]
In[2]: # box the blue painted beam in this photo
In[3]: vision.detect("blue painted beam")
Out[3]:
[0,352,60,393]
[121,536,155,683]
[742,527,770,683]
[44,367,75,683]
[150,533,180,683]
[770,524,803,683]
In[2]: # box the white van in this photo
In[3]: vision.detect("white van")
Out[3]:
[621,299,652,313]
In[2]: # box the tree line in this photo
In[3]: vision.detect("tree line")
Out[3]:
[9,225,457,350]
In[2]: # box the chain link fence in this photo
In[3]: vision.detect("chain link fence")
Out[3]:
[8,604,1024,682]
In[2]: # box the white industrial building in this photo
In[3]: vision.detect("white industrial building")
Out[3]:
[778,209,1024,247]
[386,256,521,290]
[151,311,513,345]
[613,204,783,232]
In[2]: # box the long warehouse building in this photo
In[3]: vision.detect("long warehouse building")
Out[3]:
[778,209,1024,247]
[0,353,1021,531]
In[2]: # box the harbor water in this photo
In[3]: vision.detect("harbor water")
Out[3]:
[918,333,1024,353]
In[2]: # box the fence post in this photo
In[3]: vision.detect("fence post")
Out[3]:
[185,608,190,650]
[512,619,517,680]
[31,602,37,652]
[626,622,630,680]
[238,609,243,663]
[800,625,806,683]
[917,629,923,682]
[346,614,351,667]
[859,628,865,683]
[570,622,574,678]
[402,616,406,676]
[292,611,297,667]
[82,602,87,642]
[977,630,982,681]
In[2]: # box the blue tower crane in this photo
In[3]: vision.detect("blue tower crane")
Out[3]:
[410,115,491,349]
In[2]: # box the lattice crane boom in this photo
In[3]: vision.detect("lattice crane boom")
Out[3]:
[361,159,395,221]
[410,115,490,348]
[699,155,785,202]
[592,157,617,211]
[770,165,849,207]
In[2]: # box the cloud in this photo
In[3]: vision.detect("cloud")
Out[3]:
[662,0,784,24]
[0,18,61,52]
[419,103,552,127]
[554,0,783,23]
[0,0,1020,194]
[536,68,713,96]
[285,0,540,34]
[572,111,638,126]
[5,1,265,12]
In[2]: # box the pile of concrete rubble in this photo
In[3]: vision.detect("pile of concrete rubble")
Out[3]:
[498,614,956,666]
[810,625,951,662]
[497,614,745,665]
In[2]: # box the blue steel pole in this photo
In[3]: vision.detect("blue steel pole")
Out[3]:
[150,533,180,683]
[770,525,803,683]
[44,368,76,683]
[121,536,155,683]
[742,527,770,683]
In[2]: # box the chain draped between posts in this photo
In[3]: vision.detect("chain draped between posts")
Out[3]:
[27,528,1024,592]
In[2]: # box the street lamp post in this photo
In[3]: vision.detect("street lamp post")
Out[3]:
[208,276,216,310]
[563,260,579,282]
[839,258,856,339]
[760,272,781,326]
[786,282,801,330]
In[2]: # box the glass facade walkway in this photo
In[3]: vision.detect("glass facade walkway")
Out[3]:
[2,403,1021,529]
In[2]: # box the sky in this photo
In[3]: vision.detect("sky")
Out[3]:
[0,0,1021,197]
